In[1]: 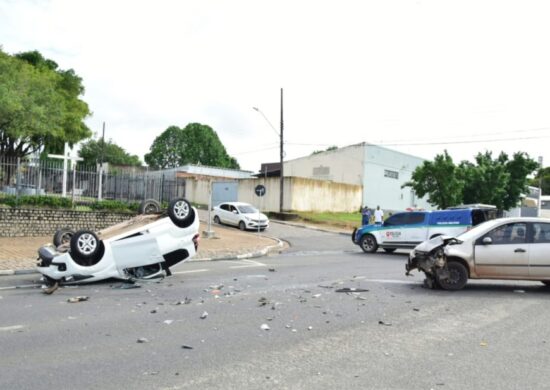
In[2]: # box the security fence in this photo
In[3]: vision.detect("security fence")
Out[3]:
[0,156,185,203]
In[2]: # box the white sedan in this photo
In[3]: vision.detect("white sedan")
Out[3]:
[212,202,269,231]
[406,217,550,290]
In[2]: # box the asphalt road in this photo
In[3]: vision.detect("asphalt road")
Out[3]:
[2,222,550,389]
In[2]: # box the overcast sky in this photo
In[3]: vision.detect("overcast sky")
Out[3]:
[1,0,549,172]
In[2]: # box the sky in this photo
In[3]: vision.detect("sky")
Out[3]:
[1,0,550,172]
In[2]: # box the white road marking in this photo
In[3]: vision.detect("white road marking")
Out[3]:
[363,278,421,285]
[0,284,39,291]
[172,269,208,275]
[229,260,266,269]
[0,325,24,332]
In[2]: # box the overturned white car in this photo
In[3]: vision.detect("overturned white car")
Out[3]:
[37,198,200,293]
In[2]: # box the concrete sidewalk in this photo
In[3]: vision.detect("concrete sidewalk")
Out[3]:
[0,221,283,275]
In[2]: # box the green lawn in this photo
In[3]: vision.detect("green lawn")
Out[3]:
[294,211,362,229]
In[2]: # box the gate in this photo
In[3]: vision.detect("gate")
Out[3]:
[212,181,238,206]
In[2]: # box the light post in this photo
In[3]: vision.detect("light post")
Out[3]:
[253,88,284,213]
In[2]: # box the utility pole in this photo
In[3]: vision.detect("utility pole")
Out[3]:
[279,88,284,213]
[98,122,105,200]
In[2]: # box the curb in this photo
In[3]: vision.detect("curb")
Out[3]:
[272,220,352,237]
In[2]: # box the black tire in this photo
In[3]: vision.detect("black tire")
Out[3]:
[436,261,468,291]
[168,198,195,228]
[53,228,74,247]
[213,215,221,224]
[360,234,378,253]
[383,248,396,253]
[139,199,161,214]
[239,221,246,231]
[69,230,104,266]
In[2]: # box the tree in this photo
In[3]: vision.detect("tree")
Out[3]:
[404,150,538,210]
[144,123,240,170]
[530,166,550,195]
[78,139,142,167]
[311,145,338,155]
[0,49,91,159]
[402,150,464,209]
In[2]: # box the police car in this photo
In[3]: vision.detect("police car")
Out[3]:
[352,206,498,253]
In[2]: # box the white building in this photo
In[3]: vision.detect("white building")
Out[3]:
[283,143,432,212]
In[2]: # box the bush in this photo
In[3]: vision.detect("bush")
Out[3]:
[0,194,138,213]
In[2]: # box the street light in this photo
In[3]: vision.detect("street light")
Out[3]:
[253,88,284,213]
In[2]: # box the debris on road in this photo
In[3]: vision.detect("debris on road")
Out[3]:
[181,345,194,350]
[268,268,276,272]
[258,297,271,307]
[112,283,141,289]
[335,287,369,293]
[513,290,525,294]
[67,296,89,303]
[137,338,149,343]
[261,324,270,331]
[164,320,173,325]
[480,341,488,347]
[378,320,392,326]
[200,311,208,319]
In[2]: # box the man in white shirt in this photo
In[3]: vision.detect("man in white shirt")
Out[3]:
[374,206,384,225]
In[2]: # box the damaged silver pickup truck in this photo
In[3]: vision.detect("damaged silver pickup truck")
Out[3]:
[406,217,550,290]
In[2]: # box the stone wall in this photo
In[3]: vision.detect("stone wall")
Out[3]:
[0,207,136,237]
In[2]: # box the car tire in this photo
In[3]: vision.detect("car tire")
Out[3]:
[383,248,396,253]
[70,230,104,266]
[53,228,74,247]
[168,198,195,228]
[360,234,378,253]
[436,261,468,291]
[139,199,161,214]
[239,221,246,231]
[214,216,221,225]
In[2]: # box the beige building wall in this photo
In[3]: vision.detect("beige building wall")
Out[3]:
[283,144,364,185]
[183,176,361,212]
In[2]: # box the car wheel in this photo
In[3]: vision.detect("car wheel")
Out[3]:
[168,198,195,228]
[53,228,74,247]
[214,215,221,224]
[383,248,396,253]
[436,261,468,291]
[239,221,246,231]
[139,199,161,214]
[360,234,378,253]
[70,230,104,266]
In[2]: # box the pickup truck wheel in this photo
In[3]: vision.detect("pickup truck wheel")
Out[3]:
[436,261,468,290]
[383,248,396,253]
[168,198,195,228]
[360,234,378,253]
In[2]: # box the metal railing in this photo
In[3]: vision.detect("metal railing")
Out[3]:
[0,156,185,203]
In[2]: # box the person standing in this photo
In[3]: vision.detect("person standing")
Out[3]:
[374,205,384,225]
[361,206,371,226]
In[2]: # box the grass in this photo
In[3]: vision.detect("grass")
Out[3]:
[294,211,362,229]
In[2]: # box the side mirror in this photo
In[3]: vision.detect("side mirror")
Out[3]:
[482,237,492,245]
[232,210,238,214]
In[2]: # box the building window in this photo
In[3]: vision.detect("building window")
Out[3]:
[384,169,399,179]
[313,166,330,176]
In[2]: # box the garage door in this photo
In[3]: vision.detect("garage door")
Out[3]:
[212,181,238,206]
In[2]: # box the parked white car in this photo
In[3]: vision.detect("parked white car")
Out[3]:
[406,217,550,290]
[212,202,269,231]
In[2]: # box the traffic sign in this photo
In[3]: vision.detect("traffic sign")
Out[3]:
[255,184,266,197]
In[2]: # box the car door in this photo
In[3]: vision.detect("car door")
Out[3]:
[218,203,231,224]
[404,212,428,244]
[529,222,550,278]
[379,213,408,245]
[474,222,529,277]
[227,205,240,226]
